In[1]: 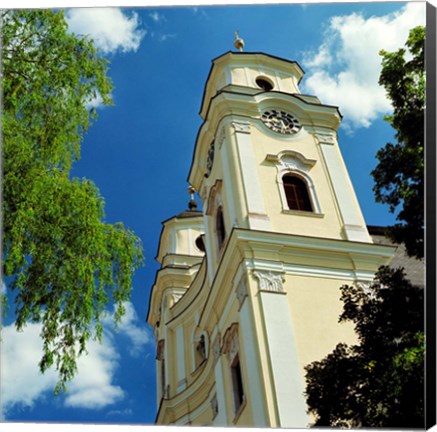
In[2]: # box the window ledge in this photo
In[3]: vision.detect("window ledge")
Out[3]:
[282,209,325,218]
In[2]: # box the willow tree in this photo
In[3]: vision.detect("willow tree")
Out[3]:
[2,9,143,393]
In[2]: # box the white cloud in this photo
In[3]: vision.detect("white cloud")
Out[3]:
[64,338,124,409]
[301,2,426,129]
[1,323,123,415]
[1,323,58,413]
[102,302,153,357]
[0,301,151,417]
[65,8,145,54]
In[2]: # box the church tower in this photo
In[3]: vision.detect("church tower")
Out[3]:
[147,38,396,427]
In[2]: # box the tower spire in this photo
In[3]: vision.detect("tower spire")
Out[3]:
[234,30,245,52]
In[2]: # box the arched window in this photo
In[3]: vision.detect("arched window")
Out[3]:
[216,206,226,249]
[283,174,313,212]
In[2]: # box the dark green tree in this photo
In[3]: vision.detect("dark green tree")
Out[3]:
[305,267,424,428]
[372,26,425,259]
[304,27,425,428]
[2,10,143,393]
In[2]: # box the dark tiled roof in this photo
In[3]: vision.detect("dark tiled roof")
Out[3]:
[175,210,203,219]
[367,226,424,287]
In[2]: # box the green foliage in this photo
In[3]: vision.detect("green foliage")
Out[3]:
[305,267,424,428]
[2,10,143,393]
[372,26,425,258]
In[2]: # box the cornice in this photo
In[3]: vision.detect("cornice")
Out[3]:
[199,51,305,119]
[188,91,342,190]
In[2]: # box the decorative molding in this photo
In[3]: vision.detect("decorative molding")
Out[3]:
[282,157,307,172]
[266,150,316,172]
[231,121,251,134]
[253,270,285,293]
[314,133,336,145]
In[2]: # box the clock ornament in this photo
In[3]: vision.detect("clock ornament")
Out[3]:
[262,110,301,134]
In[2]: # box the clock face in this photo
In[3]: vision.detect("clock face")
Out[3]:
[262,110,301,134]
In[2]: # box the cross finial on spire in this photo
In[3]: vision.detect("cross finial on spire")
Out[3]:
[234,30,245,52]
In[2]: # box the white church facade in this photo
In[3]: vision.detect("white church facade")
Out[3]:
[146,40,396,427]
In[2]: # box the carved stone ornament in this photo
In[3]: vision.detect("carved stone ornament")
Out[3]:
[315,133,336,145]
[280,156,307,173]
[266,150,316,174]
[253,270,285,293]
[213,334,221,361]
[236,278,248,308]
[231,121,251,134]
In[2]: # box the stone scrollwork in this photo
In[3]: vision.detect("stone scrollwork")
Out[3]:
[280,156,306,173]
[253,270,285,293]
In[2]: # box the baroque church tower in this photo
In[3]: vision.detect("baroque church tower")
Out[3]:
[147,36,395,427]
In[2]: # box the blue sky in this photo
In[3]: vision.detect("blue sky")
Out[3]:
[1,1,427,429]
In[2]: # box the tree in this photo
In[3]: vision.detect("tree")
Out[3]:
[372,26,425,259]
[305,267,424,428]
[304,27,426,428]
[2,10,143,393]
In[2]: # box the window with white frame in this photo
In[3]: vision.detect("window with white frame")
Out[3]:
[266,150,321,215]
